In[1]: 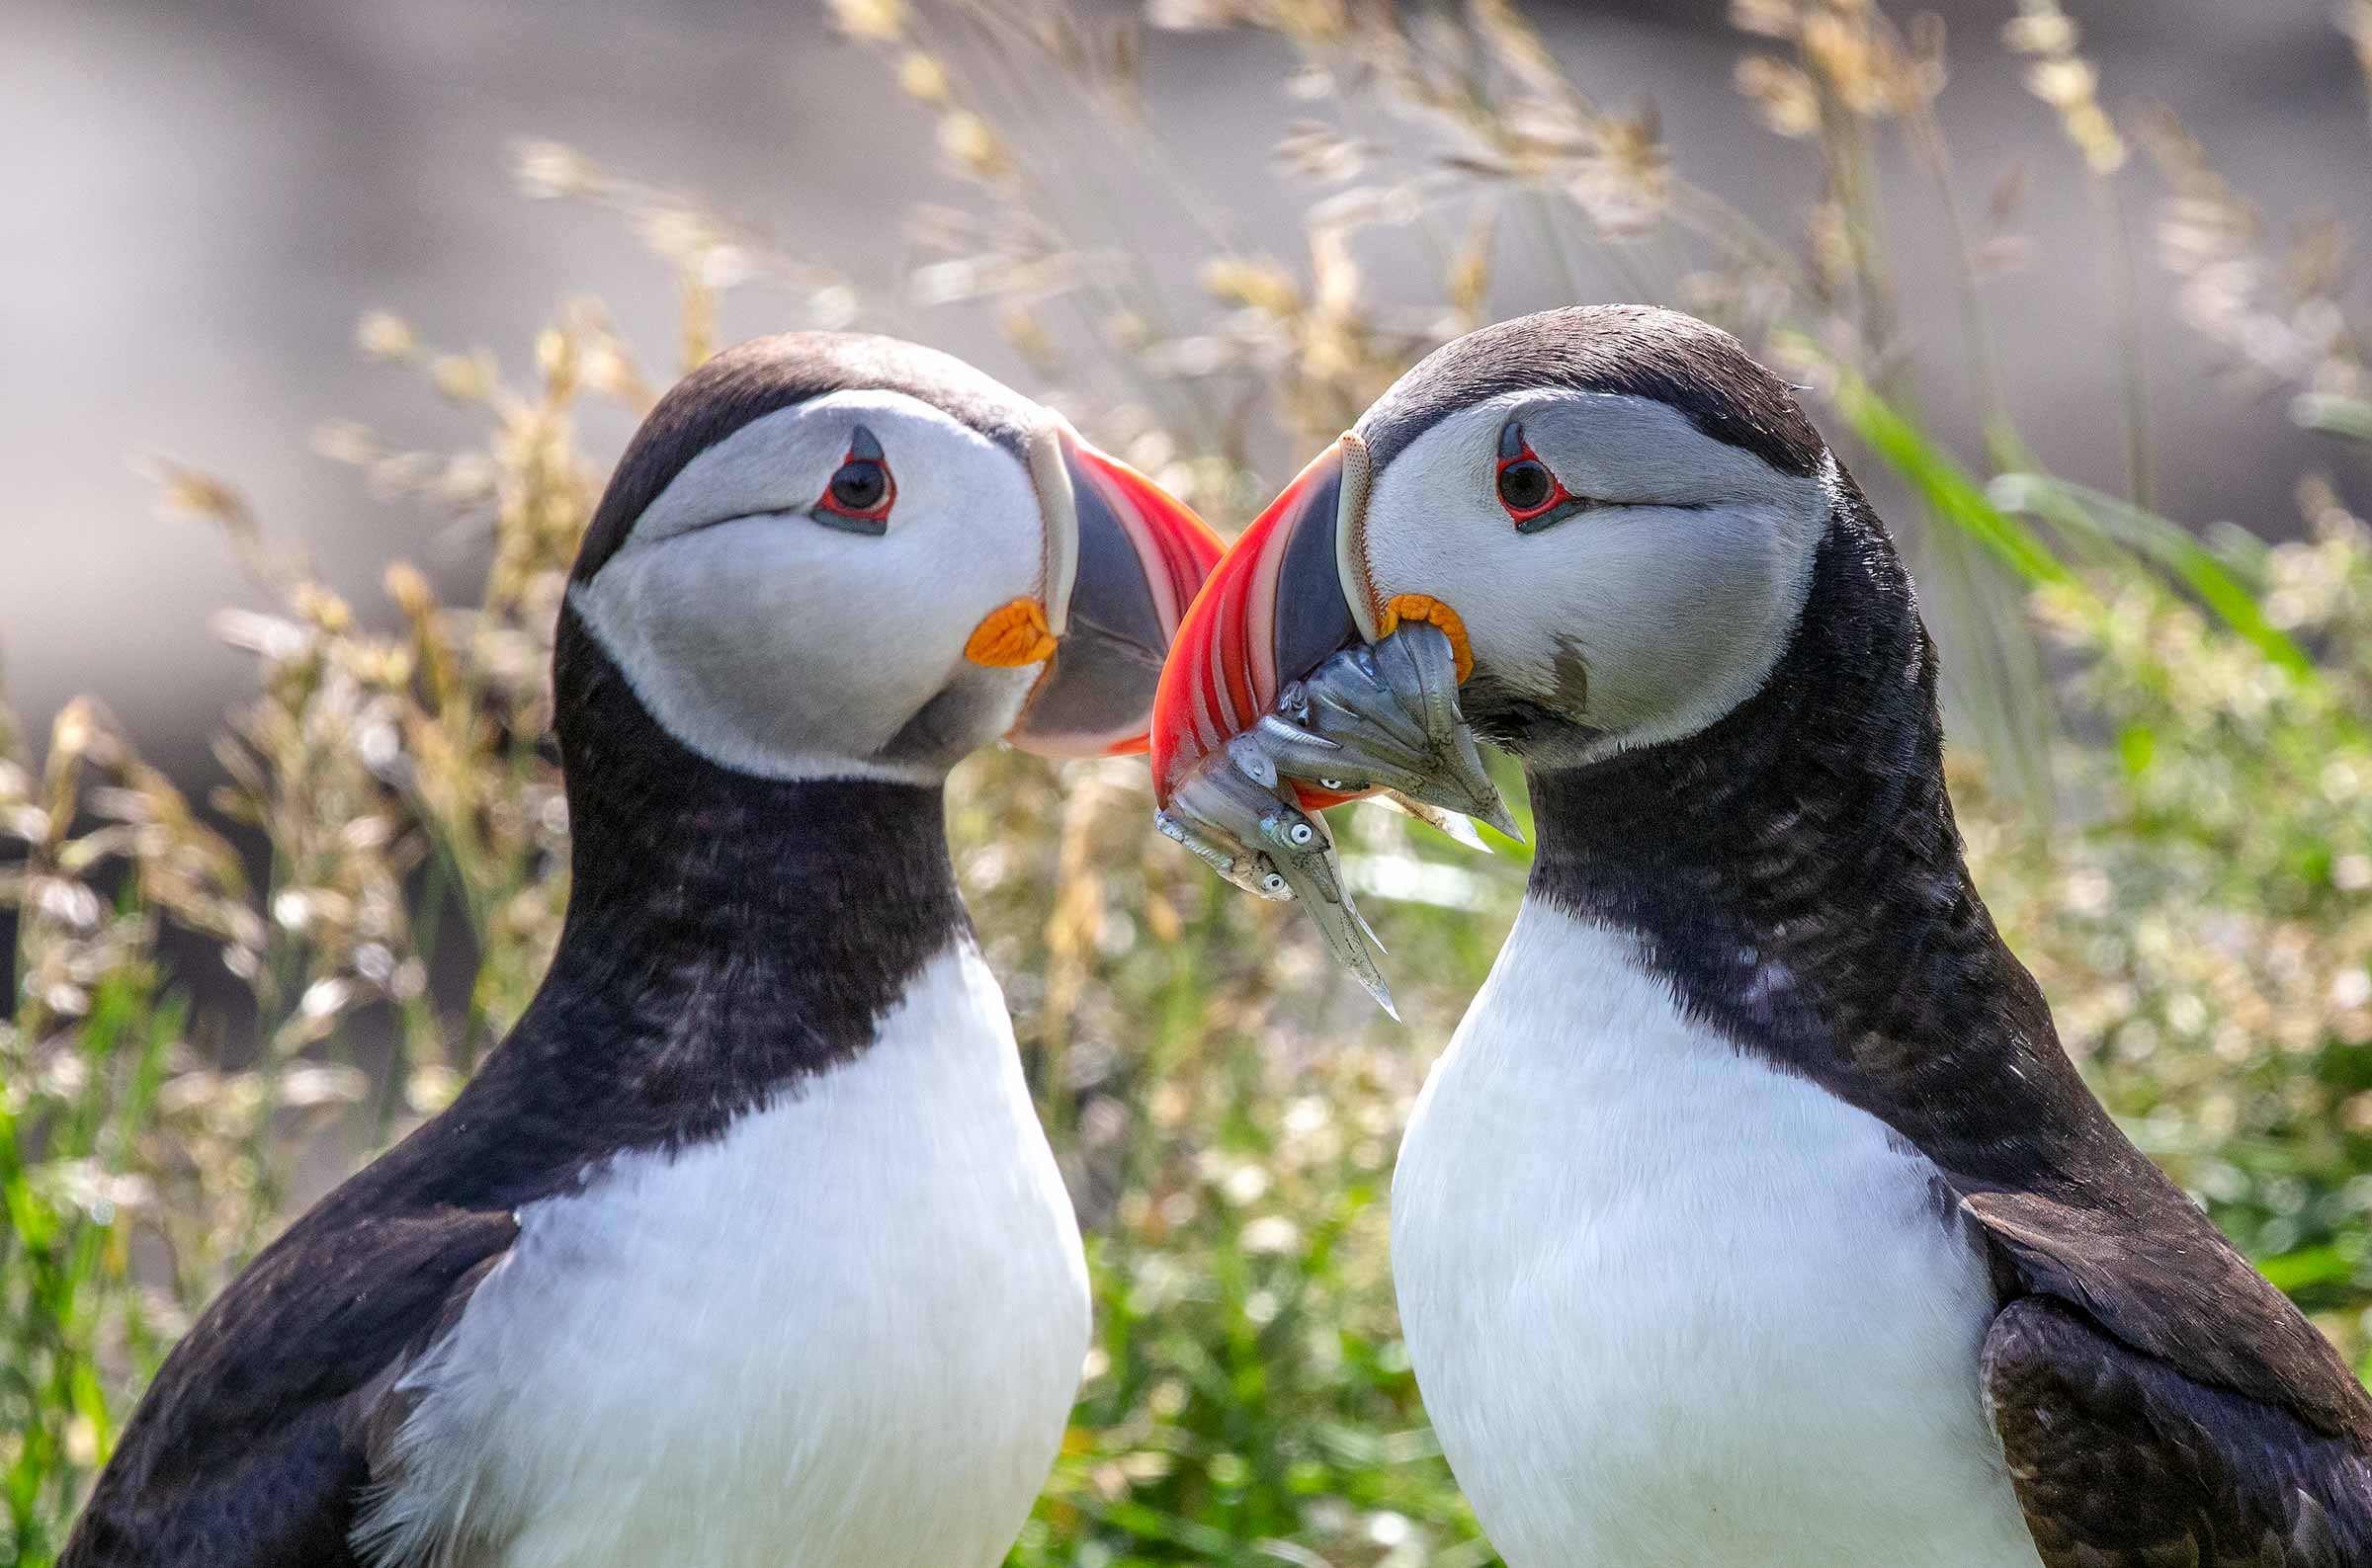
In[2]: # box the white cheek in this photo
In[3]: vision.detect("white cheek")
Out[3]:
[1381,500,1817,735]
[575,483,1045,783]
[1356,394,1831,748]
[571,389,1059,783]
[1544,505,1806,724]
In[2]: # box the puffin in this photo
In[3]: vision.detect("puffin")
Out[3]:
[1146,305,2372,1567]
[64,332,1222,1568]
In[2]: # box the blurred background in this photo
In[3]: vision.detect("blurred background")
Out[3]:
[4,2,2370,1564]
[5,0,2365,766]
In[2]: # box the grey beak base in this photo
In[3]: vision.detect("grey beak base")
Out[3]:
[1008,448,1182,758]
[1270,462,1364,690]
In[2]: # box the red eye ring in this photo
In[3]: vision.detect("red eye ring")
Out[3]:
[1495,434,1570,524]
[1494,421,1591,534]
[810,425,896,533]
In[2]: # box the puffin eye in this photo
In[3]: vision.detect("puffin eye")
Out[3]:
[1494,419,1593,534]
[828,459,888,513]
[809,424,896,535]
[1496,460,1554,513]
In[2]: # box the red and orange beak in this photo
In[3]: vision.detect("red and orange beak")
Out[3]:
[1150,435,1385,807]
[1150,433,1488,809]
[999,428,1226,759]
[1147,433,1510,1015]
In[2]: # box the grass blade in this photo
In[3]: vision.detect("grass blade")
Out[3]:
[1991,473,2314,675]
[1824,376,2074,587]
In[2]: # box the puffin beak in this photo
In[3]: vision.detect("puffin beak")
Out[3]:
[1145,434,1511,1015]
[1148,433,1513,826]
[995,426,1225,759]
[1149,436,1380,807]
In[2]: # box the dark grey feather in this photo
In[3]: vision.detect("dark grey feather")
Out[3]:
[572,330,1043,583]
[1355,304,1825,477]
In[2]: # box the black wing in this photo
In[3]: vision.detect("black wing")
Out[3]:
[1985,1295,2372,1568]
[60,1201,516,1568]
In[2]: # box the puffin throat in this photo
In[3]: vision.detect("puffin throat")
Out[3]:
[1517,476,2031,1122]
[536,607,970,1145]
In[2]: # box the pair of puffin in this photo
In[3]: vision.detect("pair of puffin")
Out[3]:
[64,334,1222,1568]
[69,307,2372,1568]
[1151,305,2372,1566]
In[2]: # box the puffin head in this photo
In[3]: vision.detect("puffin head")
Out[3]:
[560,332,1222,785]
[1149,305,1838,801]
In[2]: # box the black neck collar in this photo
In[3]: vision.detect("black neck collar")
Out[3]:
[433,609,971,1185]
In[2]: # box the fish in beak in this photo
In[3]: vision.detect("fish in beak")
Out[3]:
[996,424,1226,758]
[1146,434,1514,1014]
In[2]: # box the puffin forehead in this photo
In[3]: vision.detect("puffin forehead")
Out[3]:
[620,389,1018,555]
[1353,304,1824,479]
[1377,388,1826,511]
[572,331,1043,581]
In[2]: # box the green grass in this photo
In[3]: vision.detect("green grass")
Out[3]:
[8,2,2372,1563]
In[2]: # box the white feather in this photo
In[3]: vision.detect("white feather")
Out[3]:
[359,940,1090,1568]
[1391,899,2044,1568]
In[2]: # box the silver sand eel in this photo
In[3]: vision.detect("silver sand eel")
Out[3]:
[1153,624,1517,1016]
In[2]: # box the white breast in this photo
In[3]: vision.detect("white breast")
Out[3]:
[1391,899,2044,1568]
[360,940,1091,1568]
